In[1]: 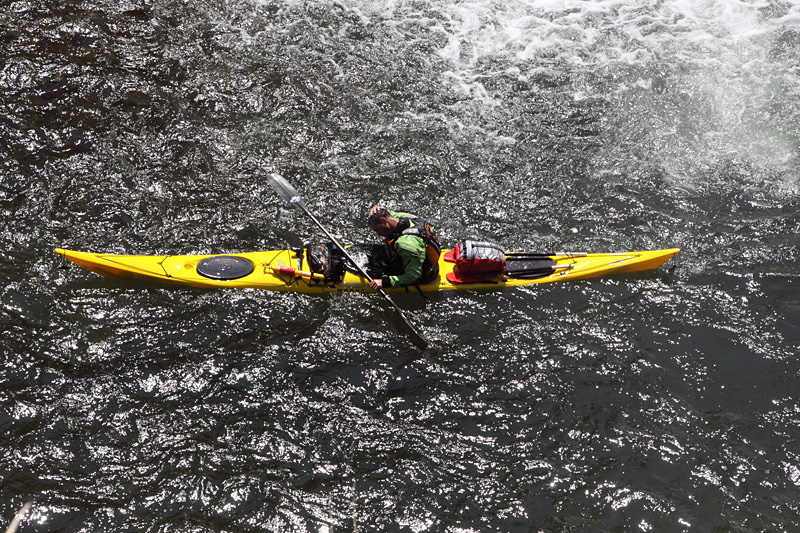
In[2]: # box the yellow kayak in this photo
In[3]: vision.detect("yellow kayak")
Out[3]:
[55,246,680,293]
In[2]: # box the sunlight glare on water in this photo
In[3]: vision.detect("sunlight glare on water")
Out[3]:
[0,0,798,530]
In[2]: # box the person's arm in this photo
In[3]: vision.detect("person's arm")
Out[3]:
[368,207,415,218]
[388,210,416,219]
[384,235,425,287]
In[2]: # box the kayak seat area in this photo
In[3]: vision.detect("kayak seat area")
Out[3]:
[504,254,555,279]
[341,243,393,279]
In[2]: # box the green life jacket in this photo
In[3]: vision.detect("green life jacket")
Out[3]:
[384,216,441,284]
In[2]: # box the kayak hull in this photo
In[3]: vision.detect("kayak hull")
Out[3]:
[55,247,680,293]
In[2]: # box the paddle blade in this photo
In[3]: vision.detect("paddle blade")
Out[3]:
[267,173,307,210]
[407,325,429,350]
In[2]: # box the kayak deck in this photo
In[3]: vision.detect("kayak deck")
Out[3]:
[55,247,680,293]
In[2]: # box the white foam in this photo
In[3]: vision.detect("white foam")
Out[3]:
[379,1,796,185]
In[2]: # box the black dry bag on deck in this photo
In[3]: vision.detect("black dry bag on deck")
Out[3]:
[445,240,506,283]
[305,243,345,283]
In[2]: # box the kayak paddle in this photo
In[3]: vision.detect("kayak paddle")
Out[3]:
[266,173,430,350]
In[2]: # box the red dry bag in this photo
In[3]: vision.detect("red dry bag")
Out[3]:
[445,240,506,283]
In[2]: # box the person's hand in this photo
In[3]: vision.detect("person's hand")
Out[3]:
[369,278,383,290]
[368,205,384,217]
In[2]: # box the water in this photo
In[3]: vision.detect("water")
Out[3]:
[2,0,799,530]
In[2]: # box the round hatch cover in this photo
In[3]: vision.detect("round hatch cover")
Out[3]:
[196,256,254,280]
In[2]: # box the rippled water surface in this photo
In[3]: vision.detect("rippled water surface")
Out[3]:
[2,0,799,531]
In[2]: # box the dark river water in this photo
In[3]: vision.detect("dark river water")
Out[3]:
[2,0,799,531]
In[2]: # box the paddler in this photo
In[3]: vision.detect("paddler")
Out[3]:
[367,206,442,290]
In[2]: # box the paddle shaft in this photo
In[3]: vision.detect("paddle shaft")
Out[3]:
[290,198,430,349]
